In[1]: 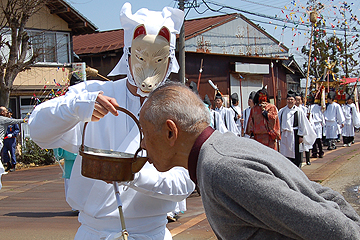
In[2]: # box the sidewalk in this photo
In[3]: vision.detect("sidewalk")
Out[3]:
[0,165,80,239]
[302,134,360,182]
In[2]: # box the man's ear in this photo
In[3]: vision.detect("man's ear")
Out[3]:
[165,119,178,147]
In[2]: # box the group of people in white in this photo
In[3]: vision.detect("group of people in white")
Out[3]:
[207,87,360,168]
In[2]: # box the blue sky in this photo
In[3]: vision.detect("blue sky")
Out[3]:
[66,0,360,66]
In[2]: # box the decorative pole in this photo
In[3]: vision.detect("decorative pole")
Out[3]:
[196,59,203,91]
[271,62,277,107]
[304,10,318,106]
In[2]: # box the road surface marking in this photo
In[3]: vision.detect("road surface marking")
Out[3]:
[170,213,207,237]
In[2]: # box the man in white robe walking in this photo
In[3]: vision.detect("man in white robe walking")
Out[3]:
[229,93,242,136]
[295,92,312,165]
[341,94,360,147]
[214,92,239,136]
[278,90,316,168]
[308,95,325,158]
[324,91,345,150]
[203,95,228,133]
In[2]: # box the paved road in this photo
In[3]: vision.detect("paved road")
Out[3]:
[1,134,360,239]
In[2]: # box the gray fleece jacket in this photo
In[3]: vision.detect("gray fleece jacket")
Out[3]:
[0,116,23,142]
[197,131,360,240]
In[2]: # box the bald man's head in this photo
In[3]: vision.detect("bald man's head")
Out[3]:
[0,107,8,116]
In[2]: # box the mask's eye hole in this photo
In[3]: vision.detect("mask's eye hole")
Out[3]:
[157,58,163,62]
[136,54,144,61]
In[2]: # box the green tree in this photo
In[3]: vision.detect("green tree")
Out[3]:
[336,2,360,78]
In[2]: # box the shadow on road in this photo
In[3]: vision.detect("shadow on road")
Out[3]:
[4,211,79,218]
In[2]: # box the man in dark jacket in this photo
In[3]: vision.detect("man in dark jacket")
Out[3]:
[2,108,20,172]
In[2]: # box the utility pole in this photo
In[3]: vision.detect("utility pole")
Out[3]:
[178,0,186,84]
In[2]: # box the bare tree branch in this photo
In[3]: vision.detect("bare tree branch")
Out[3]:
[0,0,49,106]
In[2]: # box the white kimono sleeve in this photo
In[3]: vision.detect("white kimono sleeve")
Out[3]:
[122,164,195,202]
[351,104,360,128]
[28,82,99,153]
[336,104,345,125]
[297,110,317,147]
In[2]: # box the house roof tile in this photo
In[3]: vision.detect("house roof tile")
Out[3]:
[73,29,124,54]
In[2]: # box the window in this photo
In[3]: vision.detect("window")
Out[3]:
[29,30,71,64]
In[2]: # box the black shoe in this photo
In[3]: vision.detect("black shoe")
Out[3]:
[319,154,323,158]
[306,162,311,165]
[5,163,12,172]
[9,168,15,172]
[167,215,176,223]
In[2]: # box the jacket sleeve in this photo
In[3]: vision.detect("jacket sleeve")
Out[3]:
[311,181,360,223]
[122,164,195,202]
[4,118,24,125]
[265,103,278,120]
[245,108,254,135]
[28,82,99,153]
[267,104,280,137]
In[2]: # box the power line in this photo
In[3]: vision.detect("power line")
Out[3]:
[189,0,360,34]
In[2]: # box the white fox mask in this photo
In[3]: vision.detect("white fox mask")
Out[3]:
[130,25,170,93]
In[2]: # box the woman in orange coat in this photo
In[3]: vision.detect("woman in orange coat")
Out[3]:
[246,87,280,150]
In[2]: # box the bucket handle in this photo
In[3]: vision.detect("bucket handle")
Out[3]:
[80,106,144,160]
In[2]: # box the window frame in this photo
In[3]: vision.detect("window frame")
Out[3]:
[28,29,71,64]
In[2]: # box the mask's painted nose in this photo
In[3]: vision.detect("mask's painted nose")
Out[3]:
[141,81,154,91]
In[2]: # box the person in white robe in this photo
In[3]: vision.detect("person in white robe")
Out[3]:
[308,96,325,158]
[228,93,242,136]
[28,3,195,240]
[295,92,312,165]
[341,94,360,147]
[214,92,239,136]
[278,90,316,168]
[324,91,345,150]
[203,95,227,133]
[241,91,256,138]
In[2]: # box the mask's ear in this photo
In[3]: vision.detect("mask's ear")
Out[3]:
[133,24,147,40]
[157,26,170,43]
